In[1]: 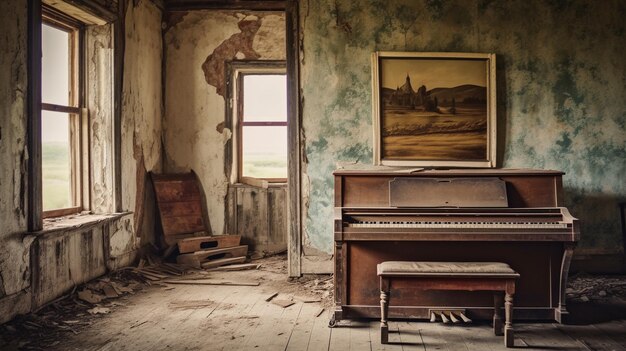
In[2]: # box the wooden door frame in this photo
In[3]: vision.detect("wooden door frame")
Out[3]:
[285,0,302,277]
[164,0,303,276]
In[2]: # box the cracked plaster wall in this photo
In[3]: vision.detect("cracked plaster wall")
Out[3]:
[163,10,285,235]
[87,23,116,214]
[120,0,163,249]
[0,0,33,318]
[300,0,626,255]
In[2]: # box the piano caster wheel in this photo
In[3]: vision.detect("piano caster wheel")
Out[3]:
[328,317,337,328]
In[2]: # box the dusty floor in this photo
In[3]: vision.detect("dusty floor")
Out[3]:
[0,254,333,350]
[0,255,625,350]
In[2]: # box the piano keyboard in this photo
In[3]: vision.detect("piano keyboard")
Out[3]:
[348,221,568,229]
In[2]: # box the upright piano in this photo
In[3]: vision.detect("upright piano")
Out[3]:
[333,168,579,324]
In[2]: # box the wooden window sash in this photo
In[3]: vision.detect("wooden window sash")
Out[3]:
[241,121,287,127]
[41,15,84,218]
[236,70,288,183]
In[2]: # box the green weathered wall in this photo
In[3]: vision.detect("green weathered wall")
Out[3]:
[300,0,626,254]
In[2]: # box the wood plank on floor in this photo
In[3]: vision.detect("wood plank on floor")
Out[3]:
[262,301,304,350]
[591,320,626,348]
[460,322,505,351]
[198,283,262,350]
[396,321,424,350]
[221,290,271,350]
[302,307,332,351]
[130,285,233,350]
[370,320,403,351]
[515,323,586,351]
[413,321,450,351]
[417,320,469,351]
[329,319,351,351]
[285,301,322,350]
[239,295,298,350]
[558,323,626,351]
[82,284,206,350]
[349,319,372,350]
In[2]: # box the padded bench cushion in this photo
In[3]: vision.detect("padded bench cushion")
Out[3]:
[377,261,519,277]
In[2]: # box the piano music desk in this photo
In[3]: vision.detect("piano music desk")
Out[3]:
[377,261,519,348]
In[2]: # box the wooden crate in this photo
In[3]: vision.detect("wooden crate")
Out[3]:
[176,245,248,268]
[177,235,241,254]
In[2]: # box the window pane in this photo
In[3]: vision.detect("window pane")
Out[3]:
[243,75,286,122]
[42,111,72,210]
[242,126,287,179]
[42,24,70,106]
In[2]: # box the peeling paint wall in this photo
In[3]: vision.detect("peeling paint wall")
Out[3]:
[0,0,163,323]
[31,214,134,309]
[0,0,33,320]
[163,10,285,235]
[300,0,626,255]
[121,0,163,247]
[87,23,116,214]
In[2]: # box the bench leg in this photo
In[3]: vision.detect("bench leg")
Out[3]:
[504,292,514,347]
[380,278,389,344]
[493,293,504,336]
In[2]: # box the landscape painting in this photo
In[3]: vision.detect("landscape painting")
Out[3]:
[372,52,496,167]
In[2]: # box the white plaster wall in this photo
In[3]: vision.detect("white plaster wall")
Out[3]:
[163,11,285,235]
[120,0,163,246]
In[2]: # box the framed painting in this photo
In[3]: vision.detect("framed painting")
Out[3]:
[371,52,497,168]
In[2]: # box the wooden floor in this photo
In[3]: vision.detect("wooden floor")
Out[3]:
[3,258,626,351]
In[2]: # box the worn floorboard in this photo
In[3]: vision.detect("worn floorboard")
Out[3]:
[285,302,322,351]
[7,259,625,351]
[396,321,424,350]
[515,323,587,351]
[591,320,626,348]
[349,319,373,350]
[328,319,351,350]
[305,308,333,351]
[557,323,625,351]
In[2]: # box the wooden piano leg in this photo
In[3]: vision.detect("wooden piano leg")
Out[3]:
[493,292,504,336]
[330,241,345,327]
[556,243,575,324]
[380,277,390,344]
[504,289,515,348]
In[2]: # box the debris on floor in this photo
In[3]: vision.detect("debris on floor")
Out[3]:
[271,298,295,308]
[567,273,626,302]
[0,256,216,350]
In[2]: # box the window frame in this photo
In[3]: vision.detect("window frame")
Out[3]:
[230,61,287,183]
[41,6,86,218]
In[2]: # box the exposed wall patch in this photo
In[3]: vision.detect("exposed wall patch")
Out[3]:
[201,17,262,97]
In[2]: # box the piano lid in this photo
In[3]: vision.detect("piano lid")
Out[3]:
[389,177,508,208]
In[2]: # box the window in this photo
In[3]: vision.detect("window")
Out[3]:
[233,64,287,182]
[41,10,83,217]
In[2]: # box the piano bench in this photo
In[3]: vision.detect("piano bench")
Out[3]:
[377,261,519,348]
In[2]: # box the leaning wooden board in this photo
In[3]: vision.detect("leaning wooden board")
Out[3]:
[177,235,241,254]
[151,172,211,246]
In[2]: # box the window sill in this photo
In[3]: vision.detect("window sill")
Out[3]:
[30,212,132,237]
[231,181,287,189]
[234,176,287,188]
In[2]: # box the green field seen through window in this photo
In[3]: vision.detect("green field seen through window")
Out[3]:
[42,141,71,211]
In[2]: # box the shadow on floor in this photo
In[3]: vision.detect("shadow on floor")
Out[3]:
[567,298,626,325]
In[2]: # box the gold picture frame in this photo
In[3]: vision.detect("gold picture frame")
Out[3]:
[372,52,497,168]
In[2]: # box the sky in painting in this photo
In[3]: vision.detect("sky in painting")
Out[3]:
[381,58,487,90]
